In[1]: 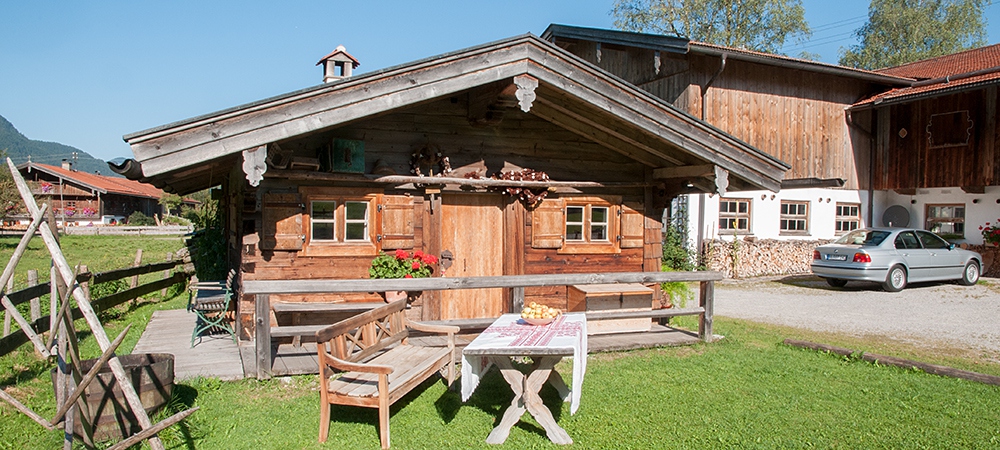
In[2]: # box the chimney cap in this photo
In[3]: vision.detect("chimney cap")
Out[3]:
[316,45,360,68]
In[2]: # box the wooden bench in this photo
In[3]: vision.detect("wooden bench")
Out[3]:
[316,298,458,449]
[270,302,383,347]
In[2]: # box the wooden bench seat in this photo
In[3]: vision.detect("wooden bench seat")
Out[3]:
[317,298,458,449]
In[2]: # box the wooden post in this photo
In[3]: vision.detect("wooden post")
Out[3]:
[28,270,39,322]
[255,293,271,379]
[698,280,714,342]
[512,287,525,313]
[3,277,10,336]
[161,253,173,297]
[130,249,143,305]
[78,265,89,311]
[50,266,59,344]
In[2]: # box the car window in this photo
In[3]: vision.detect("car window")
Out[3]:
[835,229,889,246]
[894,231,920,249]
[916,230,950,249]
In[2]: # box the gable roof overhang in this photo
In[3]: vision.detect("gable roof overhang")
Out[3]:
[119,34,789,195]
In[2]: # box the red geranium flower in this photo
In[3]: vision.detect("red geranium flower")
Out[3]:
[404,273,413,278]
[421,254,438,264]
[411,261,421,270]
[413,250,425,260]
[394,249,409,260]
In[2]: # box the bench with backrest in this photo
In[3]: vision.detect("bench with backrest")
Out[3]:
[316,298,458,449]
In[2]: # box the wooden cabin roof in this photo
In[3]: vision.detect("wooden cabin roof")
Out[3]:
[19,162,168,199]
[118,33,789,194]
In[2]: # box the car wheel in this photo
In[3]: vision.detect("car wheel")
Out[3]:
[826,278,848,288]
[882,265,907,292]
[959,261,980,286]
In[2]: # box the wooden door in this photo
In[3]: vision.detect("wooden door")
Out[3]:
[440,194,504,319]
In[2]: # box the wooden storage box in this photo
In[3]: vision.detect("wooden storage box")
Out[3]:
[568,283,652,335]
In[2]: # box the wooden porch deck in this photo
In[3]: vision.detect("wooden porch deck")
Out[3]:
[133,309,707,379]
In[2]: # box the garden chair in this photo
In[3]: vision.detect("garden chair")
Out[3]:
[188,269,237,347]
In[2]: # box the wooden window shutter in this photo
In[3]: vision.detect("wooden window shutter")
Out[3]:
[261,193,304,251]
[531,198,565,249]
[378,196,415,250]
[619,203,645,249]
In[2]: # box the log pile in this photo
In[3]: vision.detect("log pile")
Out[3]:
[701,238,832,278]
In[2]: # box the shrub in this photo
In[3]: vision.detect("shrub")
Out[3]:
[662,224,695,271]
[127,211,156,226]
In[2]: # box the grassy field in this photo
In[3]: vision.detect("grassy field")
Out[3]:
[0,235,187,291]
[1,235,999,448]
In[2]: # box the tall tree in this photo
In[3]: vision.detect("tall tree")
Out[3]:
[611,0,811,54]
[839,0,988,70]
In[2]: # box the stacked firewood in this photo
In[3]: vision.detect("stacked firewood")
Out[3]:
[701,238,833,278]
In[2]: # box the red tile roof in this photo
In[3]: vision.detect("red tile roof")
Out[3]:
[878,43,1000,79]
[27,163,166,200]
[854,43,1000,107]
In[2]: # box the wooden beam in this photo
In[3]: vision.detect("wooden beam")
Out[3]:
[652,164,715,180]
[784,340,1000,386]
[243,271,723,295]
[106,407,199,450]
[0,388,54,430]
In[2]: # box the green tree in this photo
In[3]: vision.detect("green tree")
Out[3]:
[0,151,23,222]
[839,0,988,70]
[158,192,182,216]
[612,0,811,53]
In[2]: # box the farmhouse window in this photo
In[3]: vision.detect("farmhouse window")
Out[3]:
[835,203,860,234]
[531,196,640,253]
[719,198,750,233]
[925,204,965,238]
[779,201,809,235]
[299,187,379,257]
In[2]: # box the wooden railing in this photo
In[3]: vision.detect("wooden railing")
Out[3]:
[0,255,192,356]
[243,270,722,379]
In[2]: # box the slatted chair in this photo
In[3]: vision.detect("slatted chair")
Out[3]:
[188,269,237,347]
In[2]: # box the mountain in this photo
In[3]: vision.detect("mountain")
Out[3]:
[0,114,121,177]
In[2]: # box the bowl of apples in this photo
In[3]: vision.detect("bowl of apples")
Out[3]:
[520,302,561,326]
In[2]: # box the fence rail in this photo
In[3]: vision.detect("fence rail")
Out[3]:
[0,254,192,356]
[245,270,721,379]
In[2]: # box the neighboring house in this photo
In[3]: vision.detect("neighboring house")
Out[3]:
[113,34,787,338]
[853,44,1000,245]
[543,25,1000,259]
[15,160,191,226]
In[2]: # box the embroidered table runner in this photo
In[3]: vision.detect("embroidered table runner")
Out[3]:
[461,313,588,414]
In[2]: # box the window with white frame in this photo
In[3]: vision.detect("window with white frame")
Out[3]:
[719,198,750,232]
[835,203,860,234]
[302,189,377,257]
[343,201,369,241]
[566,205,610,242]
[780,201,809,234]
[926,204,965,237]
[310,201,337,241]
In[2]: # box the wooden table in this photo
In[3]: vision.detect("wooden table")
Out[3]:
[461,313,587,445]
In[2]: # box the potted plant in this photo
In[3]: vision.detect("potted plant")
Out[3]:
[980,220,1000,247]
[369,249,438,302]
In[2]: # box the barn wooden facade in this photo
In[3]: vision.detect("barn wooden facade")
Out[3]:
[115,34,787,339]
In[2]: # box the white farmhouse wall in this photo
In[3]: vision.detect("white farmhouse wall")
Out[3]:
[874,186,1000,245]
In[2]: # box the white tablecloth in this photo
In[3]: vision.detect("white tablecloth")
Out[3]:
[461,313,587,414]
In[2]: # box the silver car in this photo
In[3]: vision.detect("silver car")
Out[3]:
[811,227,982,292]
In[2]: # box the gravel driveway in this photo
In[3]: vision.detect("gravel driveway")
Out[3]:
[713,275,1000,361]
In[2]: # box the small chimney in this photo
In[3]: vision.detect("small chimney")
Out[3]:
[61,159,71,170]
[317,45,360,83]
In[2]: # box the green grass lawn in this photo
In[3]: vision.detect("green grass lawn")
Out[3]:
[2,308,999,449]
[2,235,999,448]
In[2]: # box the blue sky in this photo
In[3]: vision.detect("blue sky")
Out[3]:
[1,1,997,162]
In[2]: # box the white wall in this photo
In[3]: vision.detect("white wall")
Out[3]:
[874,186,1000,245]
[684,188,869,248]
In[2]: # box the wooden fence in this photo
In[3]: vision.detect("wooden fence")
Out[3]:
[0,253,192,356]
[244,270,722,379]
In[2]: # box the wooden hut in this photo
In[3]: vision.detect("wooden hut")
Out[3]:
[113,34,787,342]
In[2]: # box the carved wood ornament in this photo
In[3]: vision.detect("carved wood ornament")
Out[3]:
[243,145,267,187]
